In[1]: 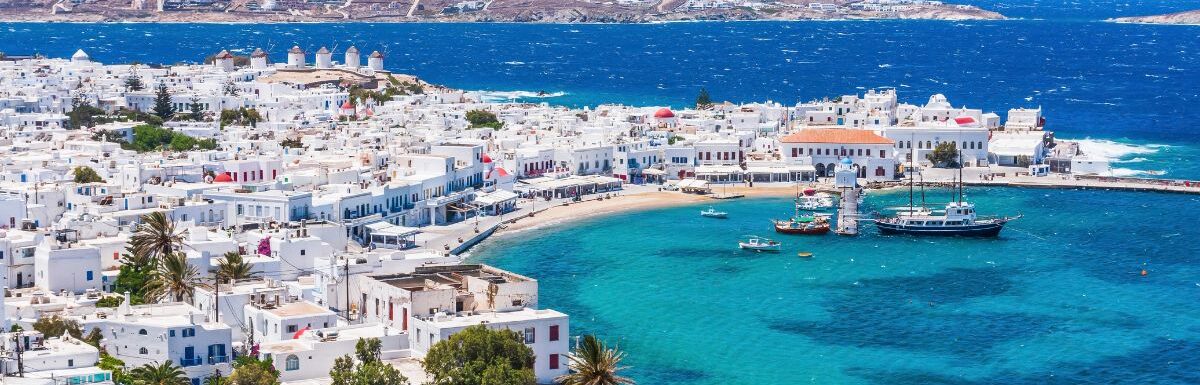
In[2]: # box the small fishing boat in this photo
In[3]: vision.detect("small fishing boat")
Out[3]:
[700,207,728,219]
[739,236,781,253]
[797,252,813,258]
[774,214,831,235]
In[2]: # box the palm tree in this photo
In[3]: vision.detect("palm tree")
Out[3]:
[556,335,635,385]
[215,252,258,284]
[129,361,190,385]
[130,212,186,261]
[145,253,199,303]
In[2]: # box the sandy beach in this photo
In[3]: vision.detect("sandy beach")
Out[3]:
[498,186,800,233]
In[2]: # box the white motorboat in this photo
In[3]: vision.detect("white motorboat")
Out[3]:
[700,207,728,218]
[738,236,781,252]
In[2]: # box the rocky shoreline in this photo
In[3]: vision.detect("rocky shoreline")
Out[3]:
[1108,9,1200,25]
[0,1,1004,23]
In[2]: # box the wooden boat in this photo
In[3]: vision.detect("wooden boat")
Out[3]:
[738,236,781,253]
[773,215,831,235]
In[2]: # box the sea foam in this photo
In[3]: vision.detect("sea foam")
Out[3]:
[476,90,567,103]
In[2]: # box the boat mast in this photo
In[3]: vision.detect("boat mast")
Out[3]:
[908,133,914,214]
[957,148,964,204]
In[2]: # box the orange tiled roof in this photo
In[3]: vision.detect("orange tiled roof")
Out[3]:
[780,129,894,145]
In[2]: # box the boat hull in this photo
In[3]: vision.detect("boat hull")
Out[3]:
[774,224,831,235]
[874,220,1008,237]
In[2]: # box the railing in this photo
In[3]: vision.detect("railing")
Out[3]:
[208,355,229,365]
[179,357,203,367]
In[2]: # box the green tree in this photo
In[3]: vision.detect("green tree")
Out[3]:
[144,253,199,303]
[330,338,408,385]
[187,97,205,121]
[32,315,83,338]
[465,109,503,129]
[129,361,190,385]
[422,325,535,385]
[557,335,635,385]
[227,356,279,385]
[153,83,175,121]
[73,166,106,183]
[113,251,155,305]
[68,99,107,129]
[125,75,145,92]
[695,87,713,109]
[216,252,258,284]
[99,353,131,385]
[926,141,960,168]
[130,212,185,261]
[96,295,125,308]
[170,134,198,151]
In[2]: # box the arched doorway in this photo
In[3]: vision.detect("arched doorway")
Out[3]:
[826,163,837,177]
[814,163,826,177]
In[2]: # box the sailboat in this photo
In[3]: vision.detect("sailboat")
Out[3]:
[874,148,1019,237]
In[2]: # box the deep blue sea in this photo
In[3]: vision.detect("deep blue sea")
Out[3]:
[3,4,1200,383]
[3,16,1199,177]
[471,189,1200,385]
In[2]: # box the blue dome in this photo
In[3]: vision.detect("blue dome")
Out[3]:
[840,158,853,165]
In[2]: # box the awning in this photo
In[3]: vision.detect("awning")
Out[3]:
[677,179,710,189]
[475,190,519,206]
[365,222,419,237]
[695,165,743,175]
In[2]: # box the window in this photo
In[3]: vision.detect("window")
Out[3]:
[138,329,148,335]
[287,325,297,333]
[170,330,176,337]
[139,347,148,354]
[68,359,74,367]
[550,354,560,370]
[550,325,560,342]
[524,327,535,344]
[183,328,195,337]
[285,355,300,371]
[86,271,94,281]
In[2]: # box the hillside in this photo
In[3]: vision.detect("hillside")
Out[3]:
[0,0,1005,23]
[1109,9,1200,25]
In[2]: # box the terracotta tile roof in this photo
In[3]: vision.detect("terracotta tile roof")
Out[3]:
[780,129,894,145]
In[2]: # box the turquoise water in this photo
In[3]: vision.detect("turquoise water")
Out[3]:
[470,188,1200,384]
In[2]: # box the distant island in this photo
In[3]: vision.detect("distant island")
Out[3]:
[0,0,1003,23]
[1109,9,1200,25]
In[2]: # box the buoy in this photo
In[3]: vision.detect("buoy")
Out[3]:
[797,252,813,258]
[1141,269,1148,276]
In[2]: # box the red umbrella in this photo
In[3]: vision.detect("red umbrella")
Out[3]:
[292,327,309,340]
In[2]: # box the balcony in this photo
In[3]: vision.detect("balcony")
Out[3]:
[179,357,203,367]
[208,355,229,365]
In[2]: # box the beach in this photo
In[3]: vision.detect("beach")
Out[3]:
[498,186,801,233]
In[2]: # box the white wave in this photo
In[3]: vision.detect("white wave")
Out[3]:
[502,61,525,65]
[1117,157,1148,164]
[1068,138,1164,161]
[877,63,892,68]
[1108,168,1164,177]
[476,90,566,103]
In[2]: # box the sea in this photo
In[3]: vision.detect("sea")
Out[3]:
[3,1,1200,382]
[469,188,1200,384]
